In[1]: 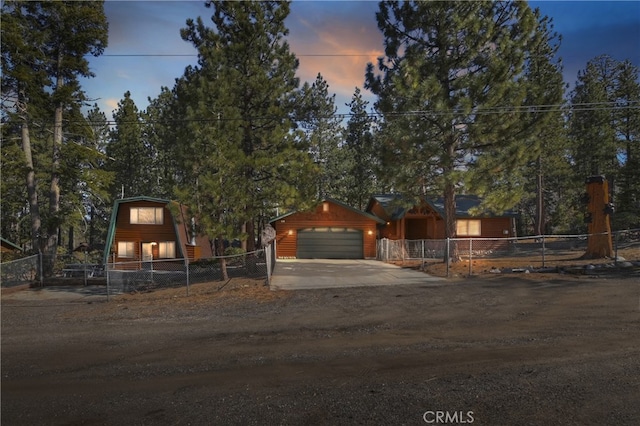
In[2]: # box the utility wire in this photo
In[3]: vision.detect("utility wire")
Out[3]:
[7,101,637,127]
[100,53,377,57]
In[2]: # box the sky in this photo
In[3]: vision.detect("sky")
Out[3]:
[81,1,640,119]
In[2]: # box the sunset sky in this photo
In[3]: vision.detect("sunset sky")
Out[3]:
[81,1,640,119]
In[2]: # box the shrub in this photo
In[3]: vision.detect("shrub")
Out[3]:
[224,247,246,257]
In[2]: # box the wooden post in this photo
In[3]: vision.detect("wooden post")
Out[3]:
[584,176,613,258]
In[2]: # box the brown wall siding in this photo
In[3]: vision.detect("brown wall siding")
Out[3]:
[478,217,513,238]
[108,200,214,269]
[110,201,180,264]
[273,201,379,258]
[382,217,513,240]
[369,203,390,221]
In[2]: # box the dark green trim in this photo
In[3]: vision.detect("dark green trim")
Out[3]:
[0,237,22,252]
[102,196,174,264]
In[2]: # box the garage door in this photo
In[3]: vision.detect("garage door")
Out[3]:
[297,228,363,259]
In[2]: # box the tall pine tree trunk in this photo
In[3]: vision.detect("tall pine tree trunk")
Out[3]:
[535,156,544,236]
[44,53,65,276]
[444,181,457,263]
[216,236,228,281]
[21,122,41,254]
[443,136,458,263]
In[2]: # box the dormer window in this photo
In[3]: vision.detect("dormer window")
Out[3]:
[130,207,163,225]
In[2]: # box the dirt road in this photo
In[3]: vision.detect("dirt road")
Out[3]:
[2,274,639,425]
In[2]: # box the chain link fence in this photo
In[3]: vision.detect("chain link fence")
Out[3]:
[377,229,640,274]
[1,241,277,299]
[106,242,276,298]
[0,254,41,288]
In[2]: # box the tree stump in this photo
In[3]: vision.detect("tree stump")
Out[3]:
[584,176,613,258]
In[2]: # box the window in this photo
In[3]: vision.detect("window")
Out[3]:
[130,207,163,225]
[456,219,481,236]
[117,241,135,258]
[158,241,176,258]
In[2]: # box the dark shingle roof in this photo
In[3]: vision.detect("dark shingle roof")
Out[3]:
[369,194,517,219]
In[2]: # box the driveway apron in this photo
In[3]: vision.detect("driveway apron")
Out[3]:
[270,259,442,290]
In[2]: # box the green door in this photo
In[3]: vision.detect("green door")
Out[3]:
[297,228,363,259]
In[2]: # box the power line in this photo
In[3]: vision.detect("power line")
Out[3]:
[8,101,638,127]
[100,53,378,57]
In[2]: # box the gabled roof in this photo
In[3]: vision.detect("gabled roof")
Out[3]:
[366,194,407,221]
[425,195,517,218]
[102,196,180,264]
[368,194,518,220]
[270,198,386,224]
[110,195,172,205]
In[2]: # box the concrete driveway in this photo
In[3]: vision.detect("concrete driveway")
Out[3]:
[270,259,442,290]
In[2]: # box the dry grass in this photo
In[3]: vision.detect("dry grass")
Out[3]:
[394,245,640,278]
[109,277,290,307]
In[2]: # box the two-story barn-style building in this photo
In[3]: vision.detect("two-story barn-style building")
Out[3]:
[103,196,212,269]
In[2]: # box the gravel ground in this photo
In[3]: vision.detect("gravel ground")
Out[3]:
[2,271,640,425]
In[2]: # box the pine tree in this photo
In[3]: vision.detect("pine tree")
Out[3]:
[143,87,180,199]
[569,56,619,184]
[569,55,640,229]
[2,1,53,253]
[175,0,315,257]
[297,73,344,200]
[80,105,114,249]
[613,60,640,227]
[344,87,378,210]
[512,10,568,235]
[365,1,543,255]
[107,92,152,199]
[1,1,108,274]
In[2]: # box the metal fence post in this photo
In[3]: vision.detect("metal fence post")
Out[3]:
[265,243,272,286]
[446,238,450,277]
[614,231,619,265]
[38,250,43,287]
[469,238,473,276]
[83,251,88,287]
[541,235,546,268]
[185,258,190,296]
[385,238,389,262]
[106,261,110,302]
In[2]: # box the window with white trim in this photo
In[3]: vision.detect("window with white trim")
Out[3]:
[158,241,176,258]
[117,241,135,258]
[456,219,481,236]
[130,207,164,225]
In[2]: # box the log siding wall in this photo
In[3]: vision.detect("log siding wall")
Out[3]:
[109,201,178,267]
[369,200,515,241]
[273,201,379,259]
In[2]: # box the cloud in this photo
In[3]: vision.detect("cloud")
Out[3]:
[105,98,120,111]
[289,1,382,104]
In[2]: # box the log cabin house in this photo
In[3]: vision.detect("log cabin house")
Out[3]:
[270,198,385,259]
[366,194,517,240]
[103,196,213,269]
